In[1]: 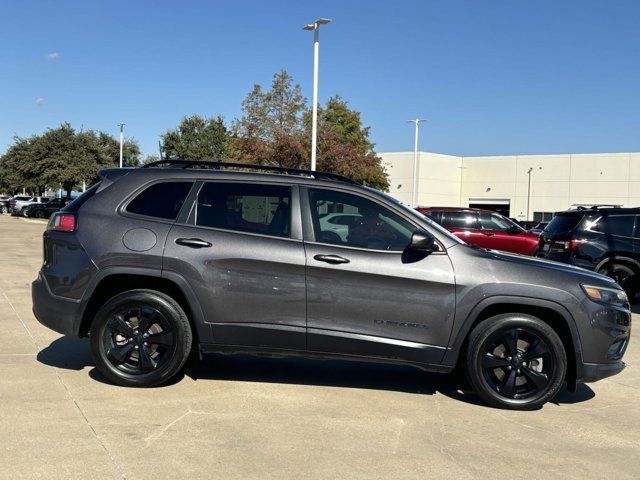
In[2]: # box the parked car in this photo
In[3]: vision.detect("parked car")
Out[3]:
[24,198,69,219]
[0,198,13,214]
[529,221,549,236]
[32,160,630,410]
[418,207,540,255]
[318,212,363,242]
[518,220,539,230]
[11,196,51,216]
[6,195,31,215]
[537,206,640,300]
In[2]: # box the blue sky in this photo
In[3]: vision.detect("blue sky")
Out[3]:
[1,0,639,157]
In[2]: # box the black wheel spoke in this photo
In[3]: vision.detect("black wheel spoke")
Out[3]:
[138,346,157,372]
[112,315,134,338]
[147,330,173,347]
[482,353,510,369]
[521,366,548,390]
[522,339,550,361]
[500,330,519,357]
[137,308,149,332]
[500,369,518,397]
[107,342,134,365]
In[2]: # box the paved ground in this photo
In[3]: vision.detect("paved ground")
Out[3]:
[0,213,638,480]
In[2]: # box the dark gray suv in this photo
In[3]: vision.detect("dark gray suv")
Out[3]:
[32,160,631,409]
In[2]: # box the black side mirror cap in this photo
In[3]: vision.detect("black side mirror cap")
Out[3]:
[409,230,440,253]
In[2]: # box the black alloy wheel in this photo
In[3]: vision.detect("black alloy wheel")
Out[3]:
[599,263,637,301]
[466,314,567,410]
[103,306,175,375]
[480,328,554,399]
[90,289,192,387]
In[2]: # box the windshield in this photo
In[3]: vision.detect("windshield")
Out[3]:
[363,187,464,244]
[545,213,583,236]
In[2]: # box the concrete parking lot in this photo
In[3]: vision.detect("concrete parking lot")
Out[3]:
[0,213,638,480]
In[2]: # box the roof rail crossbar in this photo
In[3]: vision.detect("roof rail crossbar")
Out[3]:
[141,159,359,185]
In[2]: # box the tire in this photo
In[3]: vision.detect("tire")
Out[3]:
[1,206,7,214]
[598,263,638,302]
[90,289,193,387]
[465,314,567,410]
[35,210,45,219]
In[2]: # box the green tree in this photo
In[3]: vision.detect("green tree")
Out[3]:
[311,96,388,190]
[0,123,141,198]
[161,115,229,160]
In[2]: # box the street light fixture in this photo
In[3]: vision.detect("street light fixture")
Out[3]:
[303,18,331,171]
[406,118,427,208]
[118,122,125,168]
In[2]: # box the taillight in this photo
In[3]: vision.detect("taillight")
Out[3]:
[47,213,76,232]
[565,239,587,251]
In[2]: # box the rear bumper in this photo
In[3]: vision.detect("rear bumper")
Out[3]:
[580,361,626,383]
[32,274,82,336]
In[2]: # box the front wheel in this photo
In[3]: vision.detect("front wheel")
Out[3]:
[465,314,567,410]
[598,263,638,302]
[90,289,193,387]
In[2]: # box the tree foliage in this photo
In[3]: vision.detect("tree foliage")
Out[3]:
[161,115,229,161]
[231,71,388,189]
[0,123,140,197]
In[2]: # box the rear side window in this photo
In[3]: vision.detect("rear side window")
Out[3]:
[440,211,479,229]
[545,214,583,235]
[126,182,193,220]
[586,215,636,237]
[196,182,291,238]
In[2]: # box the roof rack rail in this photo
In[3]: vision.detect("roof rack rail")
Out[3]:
[571,203,622,210]
[141,159,359,185]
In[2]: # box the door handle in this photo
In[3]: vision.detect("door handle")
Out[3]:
[314,254,350,265]
[482,232,494,236]
[175,238,212,248]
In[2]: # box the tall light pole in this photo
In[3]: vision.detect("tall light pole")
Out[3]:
[526,167,533,221]
[303,18,331,171]
[406,118,427,208]
[118,122,125,168]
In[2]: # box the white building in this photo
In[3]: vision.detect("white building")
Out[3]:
[380,151,640,222]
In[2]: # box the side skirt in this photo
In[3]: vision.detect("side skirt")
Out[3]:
[199,343,454,374]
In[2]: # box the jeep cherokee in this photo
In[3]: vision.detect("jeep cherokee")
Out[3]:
[32,160,631,410]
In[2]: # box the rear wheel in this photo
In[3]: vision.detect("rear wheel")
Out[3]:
[465,314,567,410]
[1,205,7,214]
[598,263,638,302]
[35,210,45,218]
[90,289,192,387]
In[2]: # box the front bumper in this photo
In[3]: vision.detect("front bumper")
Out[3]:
[32,274,82,336]
[581,361,626,383]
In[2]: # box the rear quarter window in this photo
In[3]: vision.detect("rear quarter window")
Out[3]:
[545,214,583,235]
[586,215,636,237]
[125,181,193,220]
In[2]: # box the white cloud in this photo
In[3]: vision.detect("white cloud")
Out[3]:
[35,98,45,106]
[46,52,59,60]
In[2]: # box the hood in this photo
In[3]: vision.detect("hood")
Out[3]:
[464,245,617,286]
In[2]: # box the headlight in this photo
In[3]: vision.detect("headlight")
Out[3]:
[581,284,629,308]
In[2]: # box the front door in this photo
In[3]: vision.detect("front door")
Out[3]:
[302,187,456,366]
[163,181,306,349]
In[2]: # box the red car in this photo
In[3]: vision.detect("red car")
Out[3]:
[417,207,540,255]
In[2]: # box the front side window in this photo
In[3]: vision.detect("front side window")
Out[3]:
[479,213,517,231]
[126,181,193,220]
[196,183,291,238]
[309,189,414,251]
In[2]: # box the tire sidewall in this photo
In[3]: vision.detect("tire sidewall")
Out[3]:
[466,314,567,410]
[90,290,192,387]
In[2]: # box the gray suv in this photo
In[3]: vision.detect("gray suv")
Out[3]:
[32,160,631,410]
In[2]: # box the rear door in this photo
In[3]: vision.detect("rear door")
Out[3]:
[302,187,456,365]
[440,211,485,247]
[163,180,307,349]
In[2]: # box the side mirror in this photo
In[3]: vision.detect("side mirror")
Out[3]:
[506,225,521,235]
[409,230,439,253]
